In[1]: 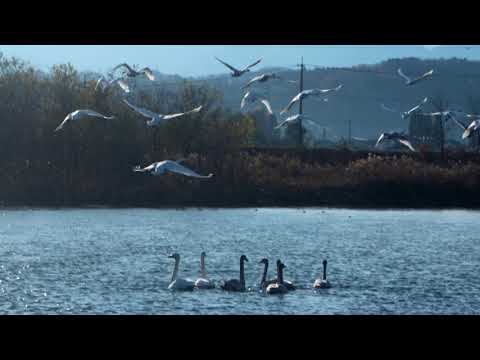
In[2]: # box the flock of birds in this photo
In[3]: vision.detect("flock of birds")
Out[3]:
[167,252,331,294]
[52,56,480,165]
[377,68,480,151]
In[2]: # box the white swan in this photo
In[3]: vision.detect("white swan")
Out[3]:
[123,99,202,127]
[195,252,215,289]
[266,261,288,295]
[241,90,273,115]
[242,73,279,89]
[375,132,416,152]
[220,255,248,292]
[215,57,262,78]
[398,68,434,86]
[95,76,130,93]
[281,85,343,115]
[313,260,331,289]
[112,63,155,81]
[133,160,214,179]
[54,110,115,132]
[167,253,195,291]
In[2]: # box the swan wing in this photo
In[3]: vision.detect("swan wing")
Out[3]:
[215,57,240,73]
[397,138,416,152]
[280,93,301,115]
[242,75,261,89]
[240,92,250,109]
[164,161,213,179]
[375,133,386,147]
[260,99,273,115]
[398,68,411,83]
[314,84,343,95]
[80,109,115,120]
[463,120,480,139]
[133,162,159,173]
[245,58,262,70]
[54,114,71,132]
[381,103,398,113]
[140,67,155,81]
[123,99,158,119]
[115,79,130,93]
[112,63,133,75]
[95,77,107,91]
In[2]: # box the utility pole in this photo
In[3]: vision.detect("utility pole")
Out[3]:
[348,118,352,145]
[298,57,304,148]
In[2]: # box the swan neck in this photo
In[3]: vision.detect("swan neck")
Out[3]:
[200,255,207,278]
[261,262,268,284]
[171,258,180,283]
[240,259,245,287]
[323,262,327,281]
[277,264,284,285]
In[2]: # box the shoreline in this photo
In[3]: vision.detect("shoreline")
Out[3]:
[2,202,480,211]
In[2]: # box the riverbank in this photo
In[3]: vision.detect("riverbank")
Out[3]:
[2,152,480,209]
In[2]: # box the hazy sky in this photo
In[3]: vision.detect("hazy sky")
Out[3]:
[0,45,475,77]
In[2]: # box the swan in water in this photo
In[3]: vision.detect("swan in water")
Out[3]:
[167,253,195,291]
[280,85,343,115]
[95,76,130,93]
[313,260,331,289]
[215,57,262,77]
[276,259,296,291]
[220,255,249,292]
[398,68,434,86]
[123,99,203,127]
[259,258,277,290]
[54,110,115,132]
[133,160,214,179]
[195,252,215,289]
[375,132,416,152]
[242,73,279,89]
[241,90,273,115]
[112,63,155,81]
[266,261,288,295]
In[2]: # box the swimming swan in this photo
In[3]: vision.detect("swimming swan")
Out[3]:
[167,253,195,291]
[266,261,288,295]
[313,260,331,289]
[220,255,248,292]
[195,252,215,289]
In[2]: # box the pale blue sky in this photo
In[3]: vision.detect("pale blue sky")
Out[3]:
[0,45,475,77]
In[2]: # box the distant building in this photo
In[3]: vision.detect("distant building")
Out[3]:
[408,112,443,152]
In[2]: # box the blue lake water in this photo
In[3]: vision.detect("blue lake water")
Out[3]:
[0,207,479,315]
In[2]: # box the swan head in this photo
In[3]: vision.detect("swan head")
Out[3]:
[323,260,328,266]
[168,253,180,261]
[240,255,249,263]
[201,251,207,258]
[259,258,268,265]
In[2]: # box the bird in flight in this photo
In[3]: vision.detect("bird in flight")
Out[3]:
[54,110,115,132]
[112,63,155,81]
[398,68,434,86]
[123,100,202,127]
[215,57,262,78]
[133,160,213,179]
